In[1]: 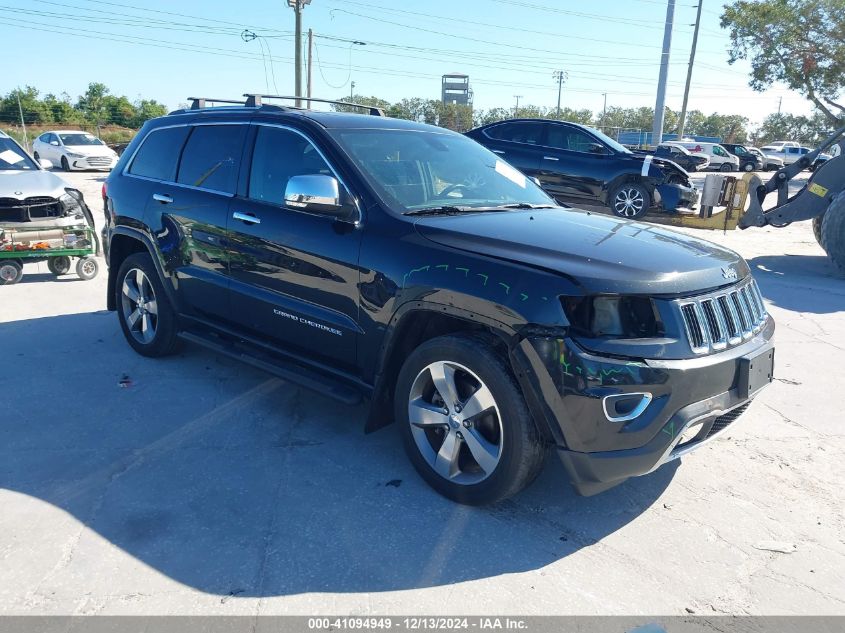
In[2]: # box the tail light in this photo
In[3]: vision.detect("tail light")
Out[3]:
[101,182,107,200]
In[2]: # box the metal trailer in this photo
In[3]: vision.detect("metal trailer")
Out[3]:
[0,224,99,285]
[643,123,845,273]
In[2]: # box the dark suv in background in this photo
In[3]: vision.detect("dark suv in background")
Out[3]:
[721,143,765,172]
[465,119,698,219]
[103,96,774,505]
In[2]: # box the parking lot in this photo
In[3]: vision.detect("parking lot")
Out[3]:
[1,168,843,615]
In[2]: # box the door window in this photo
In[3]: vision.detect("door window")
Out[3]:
[248,126,333,205]
[128,126,190,181]
[177,125,245,194]
[713,146,729,157]
[546,125,600,153]
[484,121,543,145]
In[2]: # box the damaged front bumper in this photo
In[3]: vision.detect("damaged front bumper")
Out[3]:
[655,182,699,212]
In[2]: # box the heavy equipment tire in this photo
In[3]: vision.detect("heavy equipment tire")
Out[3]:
[395,333,547,505]
[812,214,825,251]
[116,252,181,357]
[821,194,845,273]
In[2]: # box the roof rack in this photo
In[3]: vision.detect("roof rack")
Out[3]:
[244,94,385,116]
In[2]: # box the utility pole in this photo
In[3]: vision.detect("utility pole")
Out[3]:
[513,94,522,117]
[287,0,312,107]
[677,1,703,140]
[350,80,355,103]
[553,70,567,117]
[777,96,782,116]
[15,91,28,150]
[307,28,313,101]
[602,92,608,123]
[652,0,675,146]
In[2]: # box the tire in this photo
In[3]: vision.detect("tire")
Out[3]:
[61,156,70,172]
[395,334,547,505]
[0,260,23,285]
[76,256,99,280]
[609,182,651,220]
[33,151,40,161]
[743,162,754,172]
[720,163,734,172]
[812,214,825,251]
[821,193,845,274]
[116,252,180,357]
[47,256,72,275]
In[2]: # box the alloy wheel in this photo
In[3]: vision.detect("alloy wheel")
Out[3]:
[121,268,158,344]
[613,187,645,217]
[407,360,503,485]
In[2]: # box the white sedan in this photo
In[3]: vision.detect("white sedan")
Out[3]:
[32,130,119,171]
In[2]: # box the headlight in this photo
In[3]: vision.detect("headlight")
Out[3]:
[561,295,664,338]
[66,152,84,158]
[59,189,83,215]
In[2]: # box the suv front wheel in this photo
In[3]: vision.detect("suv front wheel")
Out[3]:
[395,334,546,505]
[116,252,180,357]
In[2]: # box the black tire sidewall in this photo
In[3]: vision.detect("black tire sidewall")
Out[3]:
[48,256,71,275]
[61,156,70,171]
[0,261,23,285]
[395,334,544,505]
[115,252,180,357]
[821,193,845,273]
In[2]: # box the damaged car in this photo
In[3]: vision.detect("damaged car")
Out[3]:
[465,119,698,219]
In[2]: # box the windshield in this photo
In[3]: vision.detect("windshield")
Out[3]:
[586,127,631,154]
[59,133,103,146]
[0,138,38,171]
[330,129,556,213]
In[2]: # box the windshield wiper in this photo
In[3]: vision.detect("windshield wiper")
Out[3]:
[403,206,486,216]
[496,203,557,209]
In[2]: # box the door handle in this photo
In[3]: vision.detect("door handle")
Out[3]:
[233,211,261,225]
[543,156,560,161]
[152,193,173,204]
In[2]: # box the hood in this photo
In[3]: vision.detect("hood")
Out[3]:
[413,208,749,296]
[0,169,69,199]
[64,144,115,156]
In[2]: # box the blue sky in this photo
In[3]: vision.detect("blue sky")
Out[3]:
[1,0,812,126]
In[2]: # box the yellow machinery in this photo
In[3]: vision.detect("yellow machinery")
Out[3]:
[647,172,754,231]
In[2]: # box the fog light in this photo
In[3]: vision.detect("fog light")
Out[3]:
[677,421,705,445]
[602,392,652,422]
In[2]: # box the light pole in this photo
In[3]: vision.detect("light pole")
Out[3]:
[287,0,312,107]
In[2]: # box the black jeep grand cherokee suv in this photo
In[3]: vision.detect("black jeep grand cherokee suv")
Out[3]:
[103,97,774,505]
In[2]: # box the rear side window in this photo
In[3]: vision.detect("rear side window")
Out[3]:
[128,127,190,181]
[177,125,245,194]
[485,122,543,145]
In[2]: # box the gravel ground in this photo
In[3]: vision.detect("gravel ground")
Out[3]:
[0,169,843,616]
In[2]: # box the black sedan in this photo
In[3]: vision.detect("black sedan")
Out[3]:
[465,119,698,219]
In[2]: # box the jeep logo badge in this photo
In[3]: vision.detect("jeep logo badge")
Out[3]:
[721,267,738,280]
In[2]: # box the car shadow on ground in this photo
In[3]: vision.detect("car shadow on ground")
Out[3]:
[0,311,678,597]
[747,253,845,314]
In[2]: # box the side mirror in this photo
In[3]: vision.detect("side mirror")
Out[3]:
[588,143,608,155]
[38,158,53,169]
[284,174,358,222]
[50,141,60,146]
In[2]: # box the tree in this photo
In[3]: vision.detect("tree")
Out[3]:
[752,111,831,145]
[721,0,845,125]
[76,82,111,135]
[132,99,168,127]
[0,86,53,125]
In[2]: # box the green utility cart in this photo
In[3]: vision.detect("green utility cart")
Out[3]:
[0,224,99,285]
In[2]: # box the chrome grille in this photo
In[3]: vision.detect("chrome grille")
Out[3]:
[86,156,113,166]
[679,279,768,355]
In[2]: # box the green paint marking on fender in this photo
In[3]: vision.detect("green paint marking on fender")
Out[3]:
[476,273,489,286]
[559,351,572,375]
[498,282,510,295]
[662,422,676,438]
[435,264,449,271]
[576,367,583,374]
[520,293,528,301]
[402,265,431,289]
[455,267,470,277]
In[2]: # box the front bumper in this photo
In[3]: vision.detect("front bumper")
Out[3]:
[655,182,699,211]
[514,320,774,495]
[68,155,117,171]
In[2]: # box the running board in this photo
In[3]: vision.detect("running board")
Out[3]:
[178,331,362,405]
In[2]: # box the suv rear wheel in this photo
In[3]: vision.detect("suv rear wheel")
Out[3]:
[116,252,180,357]
[395,334,546,505]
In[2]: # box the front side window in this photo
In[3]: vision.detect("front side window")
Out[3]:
[330,128,555,213]
[484,121,543,145]
[248,126,332,204]
[546,125,601,153]
[713,146,728,157]
[128,126,190,181]
[177,125,245,194]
